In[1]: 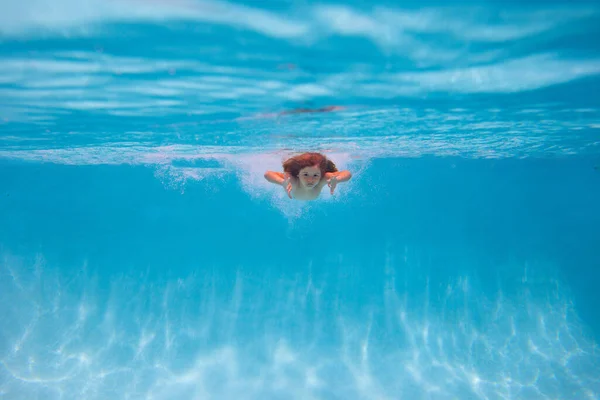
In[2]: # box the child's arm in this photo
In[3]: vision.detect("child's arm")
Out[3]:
[325,170,352,183]
[264,171,293,198]
[324,170,352,194]
[264,171,286,185]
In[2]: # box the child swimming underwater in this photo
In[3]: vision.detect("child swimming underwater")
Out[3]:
[264,152,352,200]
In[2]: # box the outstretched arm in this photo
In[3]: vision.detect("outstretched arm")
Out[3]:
[323,170,352,194]
[265,171,293,198]
[264,171,286,185]
[325,170,352,183]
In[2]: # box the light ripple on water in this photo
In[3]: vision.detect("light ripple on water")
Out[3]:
[1,107,599,160]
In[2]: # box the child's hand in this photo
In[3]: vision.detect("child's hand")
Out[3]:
[282,174,293,199]
[327,175,338,195]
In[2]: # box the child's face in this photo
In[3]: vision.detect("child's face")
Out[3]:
[298,165,321,188]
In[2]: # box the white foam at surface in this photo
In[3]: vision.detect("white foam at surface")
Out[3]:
[1,105,598,217]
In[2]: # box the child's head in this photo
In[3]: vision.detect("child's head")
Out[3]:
[283,152,338,188]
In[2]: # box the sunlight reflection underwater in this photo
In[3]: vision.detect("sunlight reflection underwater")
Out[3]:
[0,253,598,400]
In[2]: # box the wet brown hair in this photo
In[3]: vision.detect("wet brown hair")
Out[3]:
[282,152,338,178]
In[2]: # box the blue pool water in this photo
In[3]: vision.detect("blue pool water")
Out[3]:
[1,1,600,399]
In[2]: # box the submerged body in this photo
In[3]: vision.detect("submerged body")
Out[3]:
[264,152,352,200]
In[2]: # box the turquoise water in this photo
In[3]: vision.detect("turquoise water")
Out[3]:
[1,1,600,399]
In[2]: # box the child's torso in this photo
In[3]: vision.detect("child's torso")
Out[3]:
[291,179,323,200]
